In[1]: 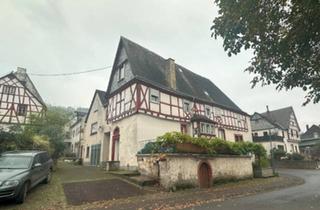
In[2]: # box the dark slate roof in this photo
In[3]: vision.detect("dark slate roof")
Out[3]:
[13,69,45,106]
[96,90,108,105]
[120,37,244,114]
[259,106,295,130]
[301,125,320,140]
[85,89,107,123]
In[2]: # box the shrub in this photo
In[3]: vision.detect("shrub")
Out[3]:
[138,132,267,159]
[272,148,287,160]
[287,153,304,161]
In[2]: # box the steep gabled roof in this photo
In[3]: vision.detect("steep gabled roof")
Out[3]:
[301,125,320,140]
[13,69,45,105]
[85,89,107,123]
[108,37,244,114]
[258,106,299,130]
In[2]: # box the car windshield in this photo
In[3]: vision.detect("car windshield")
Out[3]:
[0,156,33,169]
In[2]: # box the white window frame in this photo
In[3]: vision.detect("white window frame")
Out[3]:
[91,122,98,135]
[118,62,126,81]
[150,88,160,103]
[200,122,214,135]
[205,105,211,118]
[183,100,190,112]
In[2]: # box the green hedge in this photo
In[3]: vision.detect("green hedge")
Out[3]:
[139,132,267,159]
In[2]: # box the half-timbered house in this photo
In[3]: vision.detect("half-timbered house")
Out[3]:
[83,37,253,169]
[0,67,46,129]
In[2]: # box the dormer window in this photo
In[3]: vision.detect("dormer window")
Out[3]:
[118,61,126,81]
[150,88,160,103]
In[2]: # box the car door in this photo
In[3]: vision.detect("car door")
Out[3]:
[30,155,42,187]
[39,153,49,179]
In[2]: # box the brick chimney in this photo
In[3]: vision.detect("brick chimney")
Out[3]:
[166,58,176,90]
[306,124,309,131]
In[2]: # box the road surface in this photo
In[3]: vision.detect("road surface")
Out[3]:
[190,169,320,210]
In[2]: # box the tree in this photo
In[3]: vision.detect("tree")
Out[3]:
[25,106,73,160]
[211,0,320,104]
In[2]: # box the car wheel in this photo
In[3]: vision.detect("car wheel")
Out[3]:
[15,182,28,204]
[44,169,52,184]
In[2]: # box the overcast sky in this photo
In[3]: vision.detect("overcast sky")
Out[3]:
[0,0,319,132]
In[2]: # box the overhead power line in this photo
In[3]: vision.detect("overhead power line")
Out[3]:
[29,66,112,76]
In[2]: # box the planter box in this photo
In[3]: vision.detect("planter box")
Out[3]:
[176,143,207,154]
[253,167,274,178]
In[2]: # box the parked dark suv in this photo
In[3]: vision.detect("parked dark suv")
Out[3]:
[0,150,53,204]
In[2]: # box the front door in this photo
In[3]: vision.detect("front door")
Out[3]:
[198,162,212,188]
[90,144,101,166]
[111,128,120,161]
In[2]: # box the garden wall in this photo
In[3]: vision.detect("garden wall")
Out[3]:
[274,160,320,169]
[137,153,253,190]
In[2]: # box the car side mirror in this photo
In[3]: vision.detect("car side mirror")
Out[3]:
[33,163,42,168]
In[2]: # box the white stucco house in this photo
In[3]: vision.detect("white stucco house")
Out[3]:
[81,37,253,169]
[251,106,301,155]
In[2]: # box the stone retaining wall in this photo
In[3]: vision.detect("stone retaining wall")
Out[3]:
[137,153,253,190]
[274,160,320,169]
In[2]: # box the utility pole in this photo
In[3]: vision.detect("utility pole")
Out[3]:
[267,105,276,175]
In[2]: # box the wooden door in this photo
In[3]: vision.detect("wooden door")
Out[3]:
[198,162,211,188]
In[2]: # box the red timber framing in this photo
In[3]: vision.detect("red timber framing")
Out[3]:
[106,79,249,132]
[0,74,45,125]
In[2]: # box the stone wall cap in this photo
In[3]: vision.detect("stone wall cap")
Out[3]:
[136,153,252,158]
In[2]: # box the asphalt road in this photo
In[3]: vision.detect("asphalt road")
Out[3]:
[190,169,320,210]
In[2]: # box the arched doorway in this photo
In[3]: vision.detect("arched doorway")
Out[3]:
[198,161,212,188]
[111,127,120,161]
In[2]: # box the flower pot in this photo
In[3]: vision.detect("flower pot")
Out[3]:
[176,143,207,154]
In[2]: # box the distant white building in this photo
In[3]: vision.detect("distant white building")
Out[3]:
[64,109,87,157]
[251,106,301,155]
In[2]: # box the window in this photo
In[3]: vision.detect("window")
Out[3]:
[2,85,16,95]
[218,128,226,140]
[200,122,214,135]
[263,131,268,136]
[235,134,243,142]
[86,146,90,158]
[290,129,294,137]
[118,61,126,81]
[17,104,27,116]
[183,100,190,112]
[205,106,211,117]
[314,132,319,138]
[180,124,187,134]
[254,132,258,136]
[278,145,285,151]
[150,88,160,103]
[91,122,98,135]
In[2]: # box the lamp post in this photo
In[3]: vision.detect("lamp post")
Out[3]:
[266,105,276,175]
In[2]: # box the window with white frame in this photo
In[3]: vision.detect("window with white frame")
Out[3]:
[91,122,98,135]
[183,100,190,112]
[17,104,27,116]
[118,61,126,81]
[215,108,222,116]
[205,105,211,118]
[200,122,214,135]
[150,88,160,103]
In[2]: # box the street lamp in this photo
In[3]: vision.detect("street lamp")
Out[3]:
[266,105,276,175]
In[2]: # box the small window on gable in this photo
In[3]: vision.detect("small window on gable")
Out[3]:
[17,104,27,116]
[118,61,126,81]
[204,91,209,96]
[183,100,190,112]
[150,88,160,103]
[91,122,98,135]
[2,85,16,95]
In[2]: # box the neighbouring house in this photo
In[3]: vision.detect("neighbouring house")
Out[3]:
[251,106,300,155]
[0,67,46,130]
[81,90,107,166]
[300,125,320,155]
[64,108,88,157]
[82,37,253,169]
